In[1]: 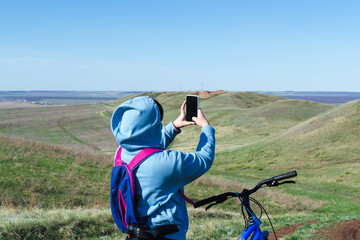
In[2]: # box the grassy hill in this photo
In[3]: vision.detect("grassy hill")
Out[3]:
[209,99,360,217]
[0,134,112,209]
[151,91,333,152]
[1,91,359,239]
[219,99,360,180]
[0,91,333,153]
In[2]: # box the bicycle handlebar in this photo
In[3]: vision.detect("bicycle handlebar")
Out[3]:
[193,192,237,208]
[193,171,297,209]
[266,170,297,183]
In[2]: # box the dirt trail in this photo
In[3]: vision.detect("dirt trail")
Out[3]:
[57,117,100,151]
[315,220,360,240]
[268,221,317,240]
[268,220,360,240]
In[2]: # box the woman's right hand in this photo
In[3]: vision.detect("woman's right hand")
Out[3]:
[192,109,210,128]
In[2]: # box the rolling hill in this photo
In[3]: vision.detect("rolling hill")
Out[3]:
[0,91,334,153]
[0,134,112,209]
[223,99,360,174]
[210,99,360,218]
[1,91,359,239]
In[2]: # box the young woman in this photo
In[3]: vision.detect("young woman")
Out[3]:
[111,96,215,240]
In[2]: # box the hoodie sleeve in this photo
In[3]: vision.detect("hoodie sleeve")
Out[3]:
[177,125,215,186]
[158,122,181,150]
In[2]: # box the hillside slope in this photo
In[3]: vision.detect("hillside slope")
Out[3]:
[1,93,359,239]
[211,100,360,215]
[156,92,334,151]
[0,92,333,153]
[0,135,112,208]
[242,99,360,168]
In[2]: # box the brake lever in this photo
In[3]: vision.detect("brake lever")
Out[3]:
[205,195,233,211]
[266,180,296,187]
[280,180,296,185]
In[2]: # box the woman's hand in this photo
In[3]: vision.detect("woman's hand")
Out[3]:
[173,101,196,129]
[192,108,210,128]
[173,101,210,129]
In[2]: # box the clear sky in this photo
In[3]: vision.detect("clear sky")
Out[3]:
[1,0,359,91]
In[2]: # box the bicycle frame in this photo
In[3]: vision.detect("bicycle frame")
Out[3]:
[237,195,266,240]
[238,221,265,240]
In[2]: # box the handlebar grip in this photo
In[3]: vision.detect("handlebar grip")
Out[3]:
[193,196,219,208]
[272,171,297,182]
[193,192,236,208]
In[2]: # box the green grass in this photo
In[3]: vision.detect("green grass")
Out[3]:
[203,99,360,223]
[2,208,358,240]
[0,135,112,209]
[155,92,333,152]
[0,208,122,240]
[0,91,333,153]
[1,92,359,239]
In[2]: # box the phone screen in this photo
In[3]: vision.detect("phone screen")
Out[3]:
[185,95,198,121]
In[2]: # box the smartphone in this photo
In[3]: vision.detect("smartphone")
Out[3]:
[185,95,199,121]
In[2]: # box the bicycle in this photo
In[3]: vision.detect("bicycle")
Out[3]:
[126,171,297,240]
[193,170,298,240]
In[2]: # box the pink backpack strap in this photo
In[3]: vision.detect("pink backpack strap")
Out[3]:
[128,148,163,170]
[114,147,124,166]
[178,190,196,206]
[115,147,195,205]
[114,147,162,168]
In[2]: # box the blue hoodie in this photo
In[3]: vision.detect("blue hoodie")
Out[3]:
[111,96,215,239]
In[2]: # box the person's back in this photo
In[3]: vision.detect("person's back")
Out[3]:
[111,96,215,239]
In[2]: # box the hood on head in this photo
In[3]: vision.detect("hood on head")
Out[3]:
[111,96,162,151]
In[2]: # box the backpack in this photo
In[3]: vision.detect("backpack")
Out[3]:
[110,147,161,233]
[110,147,195,233]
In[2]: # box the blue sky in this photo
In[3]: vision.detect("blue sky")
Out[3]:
[1,0,359,91]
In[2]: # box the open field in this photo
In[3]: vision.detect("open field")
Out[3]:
[0,102,52,109]
[1,91,359,239]
[0,91,334,153]
[0,91,137,105]
[261,91,360,105]
[3,91,360,105]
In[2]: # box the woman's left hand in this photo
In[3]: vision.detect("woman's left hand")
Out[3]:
[173,101,196,129]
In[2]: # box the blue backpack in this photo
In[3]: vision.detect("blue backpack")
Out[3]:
[110,147,162,233]
[110,147,195,233]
